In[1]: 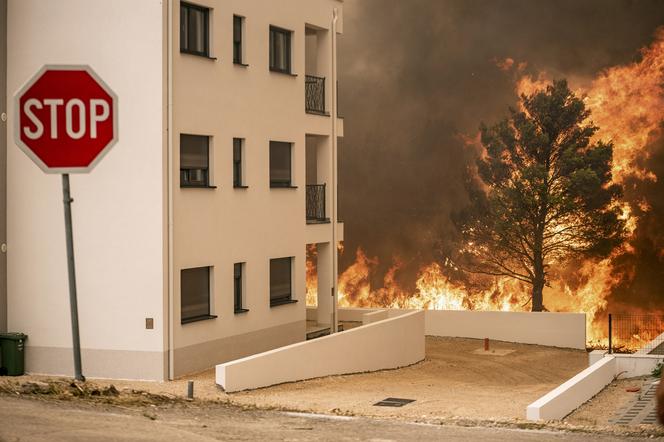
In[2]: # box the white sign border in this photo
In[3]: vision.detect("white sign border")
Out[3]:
[13,64,119,174]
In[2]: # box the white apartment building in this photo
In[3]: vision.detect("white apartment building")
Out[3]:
[2,0,344,380]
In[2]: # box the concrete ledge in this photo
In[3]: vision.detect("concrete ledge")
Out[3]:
[216,311,425,392]
[527,356,616,421]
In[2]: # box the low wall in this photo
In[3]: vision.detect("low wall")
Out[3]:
[338,307,378,322]
[424,310,586,349]
[528,352,664,421]
[615,353,663,377]
[362,309,389,324]
[527,356,616,420]
[216,311,425,392]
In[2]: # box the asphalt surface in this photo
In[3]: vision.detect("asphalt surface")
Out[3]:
[0,396,653,441]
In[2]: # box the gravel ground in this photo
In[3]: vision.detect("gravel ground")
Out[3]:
[228,336,588,421]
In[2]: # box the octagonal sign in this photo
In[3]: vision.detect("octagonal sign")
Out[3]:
[14,65,118,173]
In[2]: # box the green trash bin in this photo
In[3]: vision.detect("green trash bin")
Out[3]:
[0,333,28,376]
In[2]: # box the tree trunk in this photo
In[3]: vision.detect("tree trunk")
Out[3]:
[531,276,544,312]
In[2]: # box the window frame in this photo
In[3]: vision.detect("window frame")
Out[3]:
[269,25,292,74]
[180,134,214,188]
[269,257,297,307]
[233,15,245,65]
[180,2,211,58]
[180,266,217,324]
[269,141,294,188]
[234,262,248,314]
[233,138,247,188]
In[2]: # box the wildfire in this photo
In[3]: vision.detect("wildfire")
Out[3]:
[307,27,664,351]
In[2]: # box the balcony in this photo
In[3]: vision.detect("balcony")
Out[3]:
[305,75,327,115]
[306,184,329,223]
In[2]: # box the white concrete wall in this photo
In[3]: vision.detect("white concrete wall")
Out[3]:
[527,352,664,421]
[526,356,616,421]
[425,310,586,349]
[7,0,166,379]
[336,308,586,349]
[615,354,663,377]
[338,307,378,322]
[216,310,425,392]
[362,309,388,324]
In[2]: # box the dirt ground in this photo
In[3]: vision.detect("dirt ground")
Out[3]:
[228,336,588,420]
[566,377,656,426]
[3,337,588,421]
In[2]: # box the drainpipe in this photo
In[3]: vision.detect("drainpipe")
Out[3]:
[167,0,175,380]
[330,8,339,333]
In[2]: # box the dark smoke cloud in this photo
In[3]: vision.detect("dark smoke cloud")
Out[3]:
[338,0,664,294]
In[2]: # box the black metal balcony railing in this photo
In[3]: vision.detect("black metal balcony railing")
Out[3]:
[306,184,327,222]
[305,75,326,114]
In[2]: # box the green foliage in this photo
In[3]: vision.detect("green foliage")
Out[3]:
[458,80,625,310]
[653,362,662,378]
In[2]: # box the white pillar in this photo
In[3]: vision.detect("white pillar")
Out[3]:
[316,242,332,326]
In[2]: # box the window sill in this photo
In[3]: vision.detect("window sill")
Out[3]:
[181,184,217,189]
[305,109,330,117]
[234,308,250,315]
[181,50,217,61]
[306,218,330,225]
[270,184,298,189]
[234,61,249,67]
[269,68,297,77]
[270,299,298,308]
[233,185,249,189]
[181,314,217,325]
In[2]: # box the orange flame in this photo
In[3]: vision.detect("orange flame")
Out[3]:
[308,27,664,351]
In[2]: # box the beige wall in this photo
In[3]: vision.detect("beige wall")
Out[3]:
[216,310,425,392]
[171,0,343,376]
[7,0,167,379]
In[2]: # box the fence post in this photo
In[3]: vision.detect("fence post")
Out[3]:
[608,313,612,355]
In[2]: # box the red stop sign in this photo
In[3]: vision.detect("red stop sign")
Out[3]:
[14,65,117,173]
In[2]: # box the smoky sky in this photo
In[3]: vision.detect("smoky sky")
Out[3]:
[337,0,664,302]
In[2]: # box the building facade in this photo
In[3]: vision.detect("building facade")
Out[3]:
[5,0,343,380]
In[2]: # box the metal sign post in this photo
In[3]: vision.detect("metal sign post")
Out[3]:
[14,65,117,382]
[62,174,84,381]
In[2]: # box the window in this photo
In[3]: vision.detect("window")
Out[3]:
[269,141,292,187]
[233,15,244,64]
[180,2,210,57]
[181,266,215,323]
[180,134,210,187]
[270,257,294,306]
[269,26,292,73]
[234,263,248,313]
[233,138,245,187]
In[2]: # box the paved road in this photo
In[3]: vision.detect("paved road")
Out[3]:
[0,396,650,441]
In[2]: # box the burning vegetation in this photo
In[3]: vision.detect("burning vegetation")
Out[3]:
[310,26,664,350]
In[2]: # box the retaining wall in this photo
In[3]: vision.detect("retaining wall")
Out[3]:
[332,307,586,349]
[216,310,425,392]
[527,356,617,420]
